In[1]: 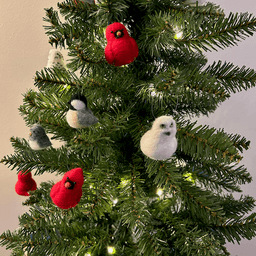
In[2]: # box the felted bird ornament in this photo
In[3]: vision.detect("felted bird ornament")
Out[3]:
[105,22,139,66]
[50,168,84,209]
[46,49,67,71]
[140,116,177,160]
[28,124,52,150]
[66,93,98,128]
[15,170,37,196]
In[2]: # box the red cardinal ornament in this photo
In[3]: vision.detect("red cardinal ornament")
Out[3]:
[15,170,37,196]
[105,22,139,66]
[50,168,84,209]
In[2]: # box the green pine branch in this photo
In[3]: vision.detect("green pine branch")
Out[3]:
[179,182,225,225]
[172,2,225,34]
[58,0,97,20]
[68,41,107,74]
[137,2,225,56]
[177,120,243,163]
[91,0,128,26]
[44,7,74,48]
[220,194,256,218]
[44,4,96,48]
[0,137,90,175]
[171,225,223,256]
[0,230,24,252]
[205,61,256,93]
[196,172,242,193]
[196,162,252,186]
[180,12,256,51]
[138,11,177,56]
[34,68,80,91]
[191,162,252,193]
[216,214,256,244]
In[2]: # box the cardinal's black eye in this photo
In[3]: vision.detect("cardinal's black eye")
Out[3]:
[160,124,166,129]
[111,31,113,33]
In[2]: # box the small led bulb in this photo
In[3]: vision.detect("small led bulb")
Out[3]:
[174,31,183,40]
[183,172,195,183]
[107,246,116,254]
[156,188,163,197]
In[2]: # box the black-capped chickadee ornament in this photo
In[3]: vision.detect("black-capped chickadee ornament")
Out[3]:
[66,93,98,128]
[140,116,177,160]
[28,124,52,150]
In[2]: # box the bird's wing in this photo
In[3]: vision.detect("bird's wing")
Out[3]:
[105,44,115,65]
[38,135,52,148]
[78,109,98,127]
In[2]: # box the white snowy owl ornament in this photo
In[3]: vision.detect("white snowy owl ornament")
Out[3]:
[140,116,177,160]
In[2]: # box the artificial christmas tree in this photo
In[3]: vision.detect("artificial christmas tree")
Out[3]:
[1,0,256,255]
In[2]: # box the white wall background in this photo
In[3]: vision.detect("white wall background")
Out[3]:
[0,1,256,255]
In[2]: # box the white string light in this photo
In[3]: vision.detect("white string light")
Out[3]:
[174,31,183,40]
[156,188,163,197]
[107,246,116,254]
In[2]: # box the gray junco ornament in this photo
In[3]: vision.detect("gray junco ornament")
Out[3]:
[29,124,52,150]
[140,116,177,160]
[66,93,98,128]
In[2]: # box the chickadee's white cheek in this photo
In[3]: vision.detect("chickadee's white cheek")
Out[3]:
[71,100,86,110]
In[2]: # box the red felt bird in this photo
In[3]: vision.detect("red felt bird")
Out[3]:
[15,170,37,196]
[105,22,139,66]
[50,168,84,209]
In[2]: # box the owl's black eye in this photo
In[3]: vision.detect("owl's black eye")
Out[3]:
[160,124,166,129]
[170,123,173,127]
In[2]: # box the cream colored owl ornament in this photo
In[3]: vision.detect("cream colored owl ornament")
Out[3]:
[140,116,177,160]
[46,49,67,70]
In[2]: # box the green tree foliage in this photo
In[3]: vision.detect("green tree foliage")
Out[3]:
[1,0,256,255]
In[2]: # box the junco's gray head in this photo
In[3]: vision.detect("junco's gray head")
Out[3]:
[29,124,52,149]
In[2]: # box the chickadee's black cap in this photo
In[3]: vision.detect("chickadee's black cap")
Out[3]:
[69,93,87,106]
